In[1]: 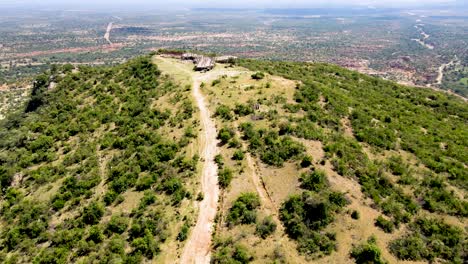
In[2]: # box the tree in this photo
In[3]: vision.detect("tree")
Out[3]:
[350,237,387,264]
[82,202,104,225]
[256,216,277,238]
[251,72,265,80]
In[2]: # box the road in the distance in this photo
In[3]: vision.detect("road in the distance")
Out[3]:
[104,22,113,45]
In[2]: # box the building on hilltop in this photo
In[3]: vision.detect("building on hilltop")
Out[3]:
[195,56,215,71]
[182,53,200,61]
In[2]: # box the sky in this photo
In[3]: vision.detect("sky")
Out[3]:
[0,0,464,9]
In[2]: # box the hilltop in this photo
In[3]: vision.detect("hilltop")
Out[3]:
[0,54,466,263]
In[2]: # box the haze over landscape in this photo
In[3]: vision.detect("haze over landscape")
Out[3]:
[0,0,466,263]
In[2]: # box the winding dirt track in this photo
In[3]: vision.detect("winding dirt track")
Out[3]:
[180,77,220,264]
[104,22,113,45]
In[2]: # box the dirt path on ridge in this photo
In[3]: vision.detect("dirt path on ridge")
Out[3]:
[180,69,246,264]
[180,77,220,264]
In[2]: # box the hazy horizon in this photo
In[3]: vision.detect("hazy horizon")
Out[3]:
[0,0,466,10]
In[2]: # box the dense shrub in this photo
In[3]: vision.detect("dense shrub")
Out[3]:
[81,202,104,225]
[389,217,466,262]
[218,127,235,145]
[218,168,234,189]
[280,189,347,256]
[251,72,265,80]
[234,104,254,116]
[375,215,395,233]
[300,169,327,192]
[177,222,190,242]
[106,215,129,234]
[255,216,277,239]
[300,156,313,168]
[215,105,233,120]
[227,193,260,225]
[212,238,253,264]
[232,150,245,161]
[350,237,387,264]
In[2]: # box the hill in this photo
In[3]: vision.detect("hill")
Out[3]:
[0,54,466,263]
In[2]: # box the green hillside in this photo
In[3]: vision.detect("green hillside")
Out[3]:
[0,56,200,263]
[0,54,466,263]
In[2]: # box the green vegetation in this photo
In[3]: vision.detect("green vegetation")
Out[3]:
[255,216,277,239]
[218,167,234,189]
[212,237,253,264]
[280,168,348,257]
[350,237,387,264]
[227,193,260,226]
[374,215,395,233]
[1,53,467,263]
[236,59,467,262]
[390,217,466,262]
[251,72,265,80]
[215,105,233,120]
[240,123,305,166]
[0,56,197,262]
[300,169,327,192]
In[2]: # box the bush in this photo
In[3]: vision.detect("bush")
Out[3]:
[375,215,395,233]
[218,127,234,145]
[227,193,260,225]
[87,226,104,243]
[215,105,233,120]
[103,190,118,205]
[280,190,347,257]
[212,79,221,86]
[106,215,129,234]
[256,216,277,238]
[300,169,327,191]
[234,104,254,116]
[139,191,156,209]
[218,168,234,189]
[81,202,104,225]
[232,149,245,161]
[351,210,360,220]
[300,156,313,168]
[251,72,265,80]
[212,238,253,264]
[214,154,224,166]
[350,237,388,264]
[177,222,190,242]
[0,166,13,193]
[389,217,465,262]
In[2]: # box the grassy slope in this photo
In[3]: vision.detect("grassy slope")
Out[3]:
[205,59,467,263]
[0,55,466,264]
[0,56,201,263]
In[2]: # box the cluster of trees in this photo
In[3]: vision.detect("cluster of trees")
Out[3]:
[240,122,305,166]
[212,237,253,264]
[237,59,467,189]
[280,164,348,257]
[0,55,197,262]
[235,59,467,262]
[390,217,466,262]
[227,193,260,226]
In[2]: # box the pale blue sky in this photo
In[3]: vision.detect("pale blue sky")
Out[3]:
[0,0,464,9]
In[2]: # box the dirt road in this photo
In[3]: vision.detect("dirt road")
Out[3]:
[180,76,220,264]
[435,59,455,85]
[411,24,434,50]
[104,22,113,45]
